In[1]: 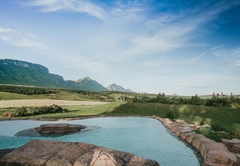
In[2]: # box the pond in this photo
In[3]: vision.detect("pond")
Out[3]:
[0,117,201,166]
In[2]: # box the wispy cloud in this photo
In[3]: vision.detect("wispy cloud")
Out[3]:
[0,27,47,49]
[211,45,225,50]
[15,0,240,63]
[96,0,240,62]
[212,47,240,66]
[190,52,206,62]
[0,27,16,33]
[25,0,106,20]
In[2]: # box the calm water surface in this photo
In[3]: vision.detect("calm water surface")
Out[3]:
[0,117,201,166]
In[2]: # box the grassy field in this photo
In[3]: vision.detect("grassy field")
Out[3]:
[0,90,156,102]
[101,103,240,134]
[0,102,121,119]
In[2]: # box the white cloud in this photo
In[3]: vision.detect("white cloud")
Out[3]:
[0,27,16,33]
[211,45,225,50]
[26,0,106,20]
[15,0,240,63]
[96,0,240,62]
[212,47,240,66]
[0,26,47,49]
[0,35,11,41]
[190,52,206,62]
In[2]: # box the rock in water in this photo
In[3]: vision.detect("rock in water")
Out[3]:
[35,123,86,135]
[15,123,86,137]
[0,140,160,166]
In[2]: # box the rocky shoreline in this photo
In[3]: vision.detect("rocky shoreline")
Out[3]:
[0,140,159,166]
[152,116,240,166]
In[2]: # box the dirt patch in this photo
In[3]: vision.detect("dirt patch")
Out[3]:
[0,99,108,108]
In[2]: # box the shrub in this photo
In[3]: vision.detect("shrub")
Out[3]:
[5,105,69,117]
[1,111,14,117]
[211,124,226,132]
[15,107,28,116]
[165,111,175,120]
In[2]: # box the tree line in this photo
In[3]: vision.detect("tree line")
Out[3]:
[132,93,240,108]
[0,85,57,95]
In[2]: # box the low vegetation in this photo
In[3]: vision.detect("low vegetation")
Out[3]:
[1,105,68,117]
[0,84,155,102]
[133,93,240,108]
[0,85,57,95]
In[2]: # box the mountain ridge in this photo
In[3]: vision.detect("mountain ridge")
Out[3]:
[0,59,133,92]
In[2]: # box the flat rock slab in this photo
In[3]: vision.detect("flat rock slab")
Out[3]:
[0,149,15,160]
[36,123,86,135]
[222,139,240,153]
[15,123,86,136]
[0,140,160,166]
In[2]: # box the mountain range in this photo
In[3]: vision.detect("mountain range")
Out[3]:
[0,59,133,92]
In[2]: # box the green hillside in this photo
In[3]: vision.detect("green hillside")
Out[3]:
[0,59,108,92]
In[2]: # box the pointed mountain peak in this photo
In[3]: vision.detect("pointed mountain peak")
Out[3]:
[75,77,91,82]
[107,83,134,92]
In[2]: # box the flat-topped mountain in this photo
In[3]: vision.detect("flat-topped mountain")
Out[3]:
[0,59,68,88]
[0,59,108,91]
[0,59,133,92]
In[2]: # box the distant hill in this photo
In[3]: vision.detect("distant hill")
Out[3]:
[66,77,108,92]
[0,59,108,92]
[107,83,134,92]
[0,59,69,88]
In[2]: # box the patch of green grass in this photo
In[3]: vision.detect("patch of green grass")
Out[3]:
[0,92,35,100]
[18,102,123,119]
[102,103,240,133]
[195,127,240,142]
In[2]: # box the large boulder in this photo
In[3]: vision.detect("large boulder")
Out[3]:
[33,123,86,135]
[203,150,237,166]
[222,139,240,153]
[0,140,160,166]
[15,123,86,137]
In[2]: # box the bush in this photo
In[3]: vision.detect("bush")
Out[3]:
[165,111,175,120]
[211,124,226,132]
[15,107,28,116]
[1,111,14,117]
[3,105,69,117]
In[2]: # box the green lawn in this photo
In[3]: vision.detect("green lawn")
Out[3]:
[0,102,122,119]
[102,103,240,134]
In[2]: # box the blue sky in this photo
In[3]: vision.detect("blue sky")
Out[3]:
[0,0,240,95]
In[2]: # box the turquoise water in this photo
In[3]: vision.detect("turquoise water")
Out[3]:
[0,117,201,166]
